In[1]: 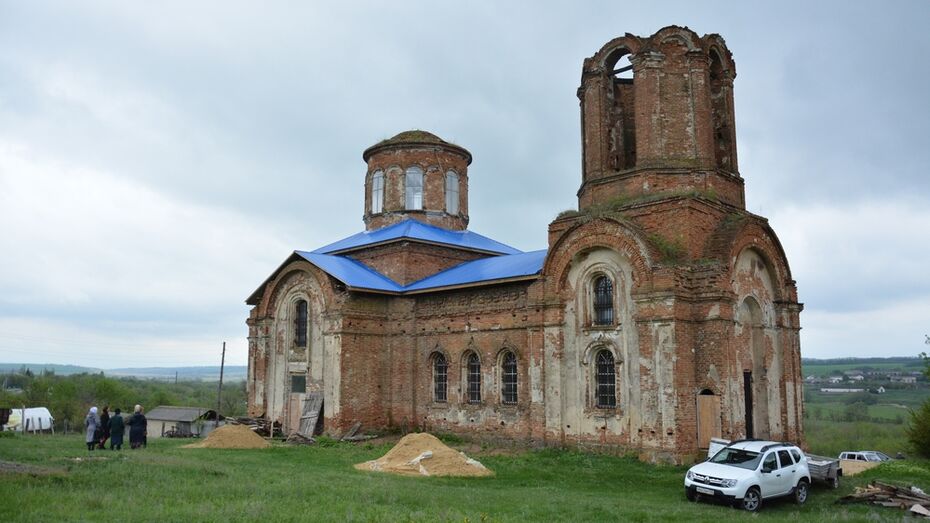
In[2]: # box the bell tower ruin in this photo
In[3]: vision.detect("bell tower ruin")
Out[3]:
[578,27,742,210]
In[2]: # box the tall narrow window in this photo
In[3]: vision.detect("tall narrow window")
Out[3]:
[433,353,448,403]
[405,166,423,210]
[445,171,459,214]
[295,300,308,347]
[593,275,614,325]
[466,353,481,404]
[501,351,517,405]
[595,350,616,408]
[370,170,384,214]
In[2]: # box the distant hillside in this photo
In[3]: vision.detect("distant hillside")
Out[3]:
[106,366,247,381]
[0,363,247,381]
[802,356,925,376]
[0,363,102,375]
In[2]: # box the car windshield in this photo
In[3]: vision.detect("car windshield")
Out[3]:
[709,448,762,470]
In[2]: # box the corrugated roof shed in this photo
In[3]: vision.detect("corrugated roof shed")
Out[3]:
[146,406,213,423]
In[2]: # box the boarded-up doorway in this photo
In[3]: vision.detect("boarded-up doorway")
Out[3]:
[696,389,721,449]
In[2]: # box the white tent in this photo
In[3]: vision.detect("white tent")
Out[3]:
[3,407,54,433]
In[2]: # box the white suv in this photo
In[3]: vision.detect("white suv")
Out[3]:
[684,440,811,512]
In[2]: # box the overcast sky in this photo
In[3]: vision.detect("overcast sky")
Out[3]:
[0,1,928,368]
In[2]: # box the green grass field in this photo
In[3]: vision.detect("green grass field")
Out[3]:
[2,435,929,522]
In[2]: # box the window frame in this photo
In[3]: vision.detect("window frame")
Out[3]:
[592,275,614,326]
[405,166,424,210]
[432,353,448,403]
[594,349,617,409]
[465,352,481,404]
[500,351,517,405]
[370,170,384,214]
[290,374,307,394]
[295,300,308,347]
[445,170,459,214]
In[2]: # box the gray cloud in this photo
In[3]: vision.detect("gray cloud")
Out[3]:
[0,0,928,366]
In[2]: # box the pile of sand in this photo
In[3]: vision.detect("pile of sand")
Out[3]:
[354,433,492,477]
[182,424,270,449]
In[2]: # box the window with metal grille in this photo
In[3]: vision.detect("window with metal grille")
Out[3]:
[595,350,616,408]
[433,353,448,403]
[466,352,481,404]
[445,171,459,214]
[501,351,517,405]
[290,374,306,394]
[370,170,384,214]
[405,166,423,209]
[593,275,614,325]
[295,300,308,347]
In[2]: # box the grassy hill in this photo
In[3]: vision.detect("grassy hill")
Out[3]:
[1,434,928,521]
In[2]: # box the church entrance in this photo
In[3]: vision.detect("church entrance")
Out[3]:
[696,389,721,448]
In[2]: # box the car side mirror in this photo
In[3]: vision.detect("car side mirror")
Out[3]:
[761,467,773,474]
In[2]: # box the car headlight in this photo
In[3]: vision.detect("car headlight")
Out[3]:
[686,470,693,480]
[721,479,737,488]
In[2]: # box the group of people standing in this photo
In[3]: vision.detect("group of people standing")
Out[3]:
[84,405,147,451]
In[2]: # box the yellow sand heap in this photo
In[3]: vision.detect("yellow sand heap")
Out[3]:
[354,432,492,477]
[182,424,270,449]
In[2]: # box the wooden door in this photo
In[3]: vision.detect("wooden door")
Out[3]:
[697,393,721,448]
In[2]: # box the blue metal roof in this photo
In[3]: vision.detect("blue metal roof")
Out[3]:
[295,251,403,292]
[292,249,546,294]
[312,219,522,255]
[404,250,547,292]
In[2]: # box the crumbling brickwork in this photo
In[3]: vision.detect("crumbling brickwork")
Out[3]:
[245,26,804,464]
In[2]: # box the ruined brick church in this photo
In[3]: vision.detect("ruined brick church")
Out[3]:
[246,26,804,462]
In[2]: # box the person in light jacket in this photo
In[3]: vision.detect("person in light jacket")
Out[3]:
[84,407,99,451]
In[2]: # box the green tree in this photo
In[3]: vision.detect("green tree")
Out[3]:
[907,336,930,456]
[907,401,930,458]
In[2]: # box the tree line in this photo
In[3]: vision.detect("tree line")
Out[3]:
[0,369,246,432]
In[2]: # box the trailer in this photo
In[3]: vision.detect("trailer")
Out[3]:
[806,454,842,488]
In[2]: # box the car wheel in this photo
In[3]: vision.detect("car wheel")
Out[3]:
[794,480,809,504]
[741,487,762,512]
[685,488,698,502]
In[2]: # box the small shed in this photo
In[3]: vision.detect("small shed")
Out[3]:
[145,406,224,438]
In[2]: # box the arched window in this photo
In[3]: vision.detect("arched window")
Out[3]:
[501,351,517,405]
[295,300,308,347]
[433,353,448,403]
[595,350,616,408]
[370,170,384,214]
[466,352,481,404]
[593,275,614,325]
[445,171,459,214]
[405,166,423,210]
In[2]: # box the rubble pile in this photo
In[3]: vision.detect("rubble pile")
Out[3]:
[838,481,930,518]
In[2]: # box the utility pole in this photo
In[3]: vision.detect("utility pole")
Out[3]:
[175,371,178,385]
[216,342,226,419]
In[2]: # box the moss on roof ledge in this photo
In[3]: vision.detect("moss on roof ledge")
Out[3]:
[363,129,472,164]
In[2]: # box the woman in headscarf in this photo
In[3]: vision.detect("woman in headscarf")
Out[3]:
[97,406,111,449]
[128,405,147,450]
[84,407,99,451]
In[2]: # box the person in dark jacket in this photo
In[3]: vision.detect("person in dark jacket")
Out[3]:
[97,406,111,449]
[128,404,147,449]
[109,408,124,450]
